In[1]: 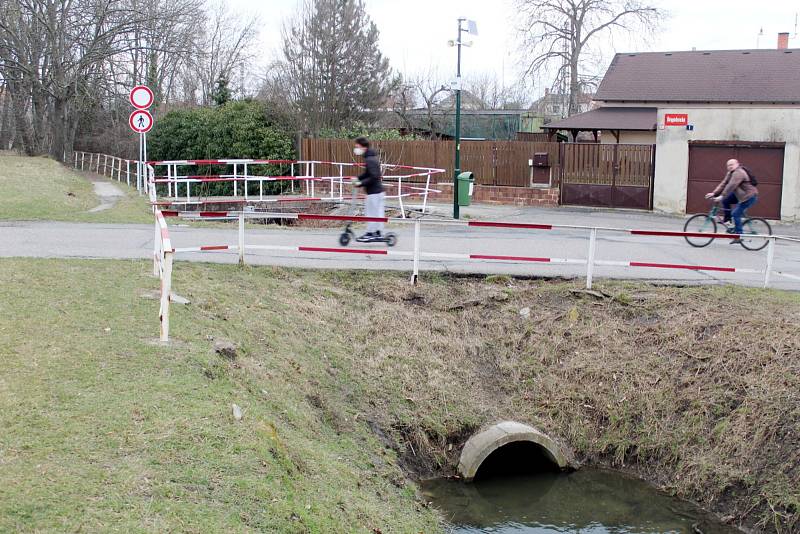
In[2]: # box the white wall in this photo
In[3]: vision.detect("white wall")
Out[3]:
[599,130,656,145]
[653,106,800,220]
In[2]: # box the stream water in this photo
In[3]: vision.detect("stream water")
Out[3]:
[421,469,740,534]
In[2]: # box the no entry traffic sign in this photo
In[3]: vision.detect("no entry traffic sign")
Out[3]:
[129,109,154,133]
[129,85,154,110]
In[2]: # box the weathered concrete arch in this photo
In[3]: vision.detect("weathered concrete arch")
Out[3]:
[457,421,572,482]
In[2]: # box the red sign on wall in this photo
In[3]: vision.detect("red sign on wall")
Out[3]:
[664,113,688,126]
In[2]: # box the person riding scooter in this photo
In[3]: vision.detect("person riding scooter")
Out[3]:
[351,137,385,242]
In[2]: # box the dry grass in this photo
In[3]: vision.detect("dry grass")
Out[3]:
[206,270,797,533]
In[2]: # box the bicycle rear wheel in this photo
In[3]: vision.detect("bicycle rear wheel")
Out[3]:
[739,218,772,251]
[683,214,717,247]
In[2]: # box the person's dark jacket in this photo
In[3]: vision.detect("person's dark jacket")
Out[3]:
[357,148,384,195]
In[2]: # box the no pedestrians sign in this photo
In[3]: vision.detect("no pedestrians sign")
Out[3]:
[129,109,153,133]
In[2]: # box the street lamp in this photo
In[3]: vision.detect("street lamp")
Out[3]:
[449,17,477,219]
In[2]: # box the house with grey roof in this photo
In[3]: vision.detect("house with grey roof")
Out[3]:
[545,34,800,220]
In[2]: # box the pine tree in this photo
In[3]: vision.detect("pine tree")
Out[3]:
[212,77,231,106]
[275,0,397,133]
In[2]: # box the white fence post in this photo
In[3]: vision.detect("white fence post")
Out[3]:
[764,237,775,288]
[96,154,100,174]
[165,164,171,199]
[74,152,78,168]
[238,211,245,266]
[338,164,344,200]
[243,163,248,200]
[153,217,161,277]
[397,176,406,217]
[422,172,432,214]
[159,250,173,342]
[586,228,597,289]
[411,219,421,285]
[126,160,131,186]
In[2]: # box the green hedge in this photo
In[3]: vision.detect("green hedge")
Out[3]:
[149,101,296,196]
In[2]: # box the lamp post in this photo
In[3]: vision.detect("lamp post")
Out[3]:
[449,18,477,219]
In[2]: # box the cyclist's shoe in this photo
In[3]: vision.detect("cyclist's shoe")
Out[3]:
[725,227,737,234]
[730,238,743,245]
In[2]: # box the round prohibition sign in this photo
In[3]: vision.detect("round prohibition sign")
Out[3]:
[129,85,154,109]
[129,109,153,133]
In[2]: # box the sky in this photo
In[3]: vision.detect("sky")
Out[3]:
[227,0,799,95]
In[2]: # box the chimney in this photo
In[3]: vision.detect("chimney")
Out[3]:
[544,88,550,95]
[778,32,789,49]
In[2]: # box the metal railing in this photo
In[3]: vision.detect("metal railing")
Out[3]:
[147,158,445,216]
[73,151,146,193]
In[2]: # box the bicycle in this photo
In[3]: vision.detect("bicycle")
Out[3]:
[683,200,772,251]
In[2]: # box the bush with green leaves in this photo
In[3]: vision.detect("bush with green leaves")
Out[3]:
[149,101,296,196]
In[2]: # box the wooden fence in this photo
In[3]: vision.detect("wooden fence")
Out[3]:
[300,138,561,187]
[560,143,654,187]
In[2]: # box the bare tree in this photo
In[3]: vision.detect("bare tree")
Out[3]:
[388,68,450,138]
[516,0,664,115]
[0,0,147,158]
[270,0,397,134]
[462,72,532,109]
[121,0,203,105]
[193,2,259,106]
[0,0,210,159]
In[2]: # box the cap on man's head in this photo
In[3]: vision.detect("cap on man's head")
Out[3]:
[354,137,370,148]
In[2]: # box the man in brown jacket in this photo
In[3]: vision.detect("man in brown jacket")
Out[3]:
[705,159,758,243]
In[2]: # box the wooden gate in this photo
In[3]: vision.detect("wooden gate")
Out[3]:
[560,143,655,210]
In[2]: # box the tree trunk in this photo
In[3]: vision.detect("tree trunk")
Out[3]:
[9,87,36,155]
[0,89,13,149]
[49,97,69,161]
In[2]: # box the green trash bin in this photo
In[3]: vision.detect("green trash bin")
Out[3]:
[457,171,474,207]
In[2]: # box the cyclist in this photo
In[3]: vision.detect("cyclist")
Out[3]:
[705,159,758,244]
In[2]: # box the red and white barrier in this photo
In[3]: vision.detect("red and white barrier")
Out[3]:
[153,209,174,342]
[146,199,799,341]
[157,210,796,286]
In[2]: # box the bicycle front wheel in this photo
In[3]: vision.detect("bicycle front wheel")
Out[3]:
[739,218,772,251]
[683,214,717,247]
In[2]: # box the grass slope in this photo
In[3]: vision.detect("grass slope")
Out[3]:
[0,154,151,223]
[0,258,798,532]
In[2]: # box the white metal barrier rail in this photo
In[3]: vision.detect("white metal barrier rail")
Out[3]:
[73,151,144,193]
[147,159,445,216]
[150,209,800,341]
[159,210,799,285]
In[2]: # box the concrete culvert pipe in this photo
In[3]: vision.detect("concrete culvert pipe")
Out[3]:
[457,421,572,482]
